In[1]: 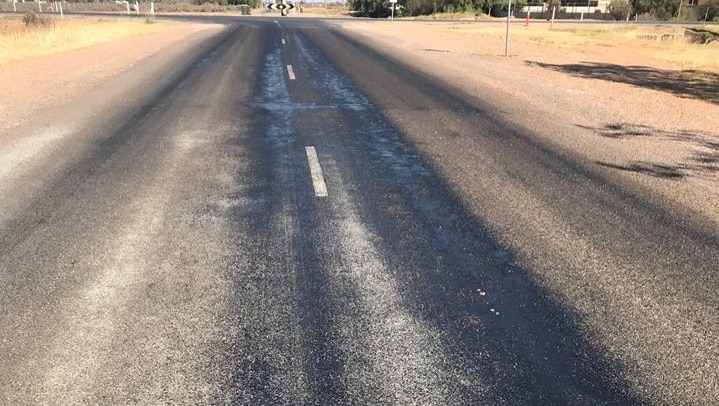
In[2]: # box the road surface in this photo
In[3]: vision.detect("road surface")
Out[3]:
[1,17,717,405]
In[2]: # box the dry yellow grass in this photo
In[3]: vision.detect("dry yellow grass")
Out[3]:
[447,24,719,72]
[296,5,352,17]
[0,16,179,64]
[639,33,719,72]
[414,12,493,20]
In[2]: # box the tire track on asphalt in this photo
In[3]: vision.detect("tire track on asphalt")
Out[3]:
[221,33,312,405]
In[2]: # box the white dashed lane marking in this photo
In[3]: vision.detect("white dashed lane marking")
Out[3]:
[287,64,296,80]
[305,146,328,197]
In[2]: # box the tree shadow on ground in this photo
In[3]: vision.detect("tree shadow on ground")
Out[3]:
[531,62,719,104]
[578,123,719,179]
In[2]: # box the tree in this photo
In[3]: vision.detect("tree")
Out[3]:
[629,0,652,15]
[629,0,679,20]
[546,0,560,18]
[349,0,389,16]
[509,0,527,14]
[481,0,502,14]
[699,0,719,21]
[404,0,439,15]
[608,0,631,19]
[350,0,522,16]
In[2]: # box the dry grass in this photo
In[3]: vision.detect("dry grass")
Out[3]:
[639,29,719,72]
[415,12,492,20]
[296,5,353,17]
[446,23,719,72]
[449,25,638,46]
[0,16,179,64]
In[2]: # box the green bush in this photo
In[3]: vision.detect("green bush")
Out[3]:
[686,27,719,43]
[608,0,631,20]
[629,0,679,21]
[677,6,697,21]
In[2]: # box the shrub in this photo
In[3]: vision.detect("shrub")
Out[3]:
[685,28,719,43]
[677,6,697,21]
[607,0,631,20]
[698,0,719,21]
[545,0,560,17]
[23,12,53,27]
[630,0,678,20]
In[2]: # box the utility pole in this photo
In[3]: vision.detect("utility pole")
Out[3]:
[677,0,683,20]
[505,0,512,57]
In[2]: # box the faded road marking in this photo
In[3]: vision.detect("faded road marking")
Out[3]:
[305,146,328,197]
[287,64,296,80]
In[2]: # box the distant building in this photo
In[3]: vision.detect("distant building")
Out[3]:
[523,0,712,15]
[523,0,609,14]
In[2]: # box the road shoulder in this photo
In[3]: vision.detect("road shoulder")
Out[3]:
[0,20,222,131]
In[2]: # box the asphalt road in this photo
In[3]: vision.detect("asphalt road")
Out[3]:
[1,17,717,405]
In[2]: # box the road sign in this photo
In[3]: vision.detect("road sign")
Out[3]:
[265,3,295,10]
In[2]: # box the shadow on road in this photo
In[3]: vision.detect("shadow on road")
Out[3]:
[339,119,646,404]
[531,61,719,105]
[579,123,719,179]
[595,161,686,178]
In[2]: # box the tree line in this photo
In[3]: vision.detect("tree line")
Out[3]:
[350,0,528,17]
[351,0,719,20]
[608,0,719,20]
